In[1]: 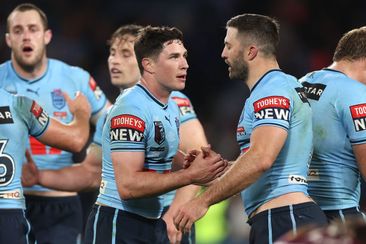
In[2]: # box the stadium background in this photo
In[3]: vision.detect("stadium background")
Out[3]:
[1,0,366,243]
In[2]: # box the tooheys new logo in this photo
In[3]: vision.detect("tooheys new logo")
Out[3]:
[110,114,145,142]
[30,102,48,126]
[253,96,290,121]
[171,96,194,116]
[350,103,366,131]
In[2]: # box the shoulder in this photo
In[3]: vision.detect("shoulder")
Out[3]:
[49,59,90,81]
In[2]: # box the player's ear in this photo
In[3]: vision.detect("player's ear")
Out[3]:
[5,33,12,48]
[142,57,154,74]
[247,45,258,61]
[44,29,52,45]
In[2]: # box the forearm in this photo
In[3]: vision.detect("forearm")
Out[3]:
[38,164,99,192]
[200,151,266,206]
[167,185,201,214]
[117,169,193,200]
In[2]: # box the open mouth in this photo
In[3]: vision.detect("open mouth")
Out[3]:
[177,75,186,80]
[22,46,33,54]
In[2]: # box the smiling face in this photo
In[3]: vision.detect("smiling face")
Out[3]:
[221,27,249,82]
[6,9,51,72]
[108,34,141,89]
[151,39,189,92]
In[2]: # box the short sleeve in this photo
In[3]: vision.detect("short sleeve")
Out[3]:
[250,90,292,131]
[170,91,197,124]
[108,104,148,152]
[15,96,50,137]
[338,85,366,145]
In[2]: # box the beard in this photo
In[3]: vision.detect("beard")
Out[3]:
[229,56,249,82]
[12,48,44,73]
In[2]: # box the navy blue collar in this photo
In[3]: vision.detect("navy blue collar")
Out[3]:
[137,84,168,109]
[10,59,49,84]
[250,69,282,93]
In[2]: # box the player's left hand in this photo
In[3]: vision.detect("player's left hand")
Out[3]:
[21,150,39,187]
[173,197,208,234]
[162,210,183,244]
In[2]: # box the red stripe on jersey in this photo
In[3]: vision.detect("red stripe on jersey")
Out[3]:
[29,136,46,155]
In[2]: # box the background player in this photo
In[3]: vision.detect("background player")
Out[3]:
[1,3,109,244]
[0,89,90,244]
[300,26,366,223]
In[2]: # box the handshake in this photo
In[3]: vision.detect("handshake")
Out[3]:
[176,145,230,186]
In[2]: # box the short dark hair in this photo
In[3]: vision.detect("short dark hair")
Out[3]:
[333,27,366,62]
[7,3,48,32]
[134,26,184,74]
[107,24,143,46]
[227,13,280,57]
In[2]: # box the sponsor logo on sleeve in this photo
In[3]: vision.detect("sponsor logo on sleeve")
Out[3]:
[295,87,310,104]
[288,175,308,185]
[0,106,13,124]
[154,121,166,145]
[171,96,194,116]
[302,82,326,101]
[237,126,245,136]
[350,103,366,131]
[89,76,102,100]
[51,89,66,109]
[253,96,290,121]
[110,114,145,142]
[30,101,49,126]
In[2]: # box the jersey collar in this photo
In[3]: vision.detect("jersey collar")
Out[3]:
[137,83,168,109]
[250,69,282,93]
[10,59,49,84]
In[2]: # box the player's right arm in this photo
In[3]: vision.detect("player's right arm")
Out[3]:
[37,92,91,152]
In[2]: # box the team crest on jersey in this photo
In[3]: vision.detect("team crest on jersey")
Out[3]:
[253,96,290,121]
[110,114,145,142]
[0,106,13,124]
[302,82,326,101]
[171,96,194,116]
[51,89,66,109]
[154,121,166,145]
[30,101,49,126]
[350,103,366,131]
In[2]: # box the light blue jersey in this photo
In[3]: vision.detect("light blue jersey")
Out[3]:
[0,89,49,209]
[0,59,107,192]
[300,69,366,210]
[97,84,180,218]
[163,91,197,207]
[237,69,312,216]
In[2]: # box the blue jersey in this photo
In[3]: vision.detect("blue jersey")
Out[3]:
[300,69,366,210]
[163,91,197,207]
[97,84,180,218]
[0,59,107,191]
[0,89,49,209]
[237,69,312,216]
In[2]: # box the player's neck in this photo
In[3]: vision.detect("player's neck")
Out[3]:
[11,56,48,80]
[329,60,366,85]
[140,77,170,104]
[247,58,279,90]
